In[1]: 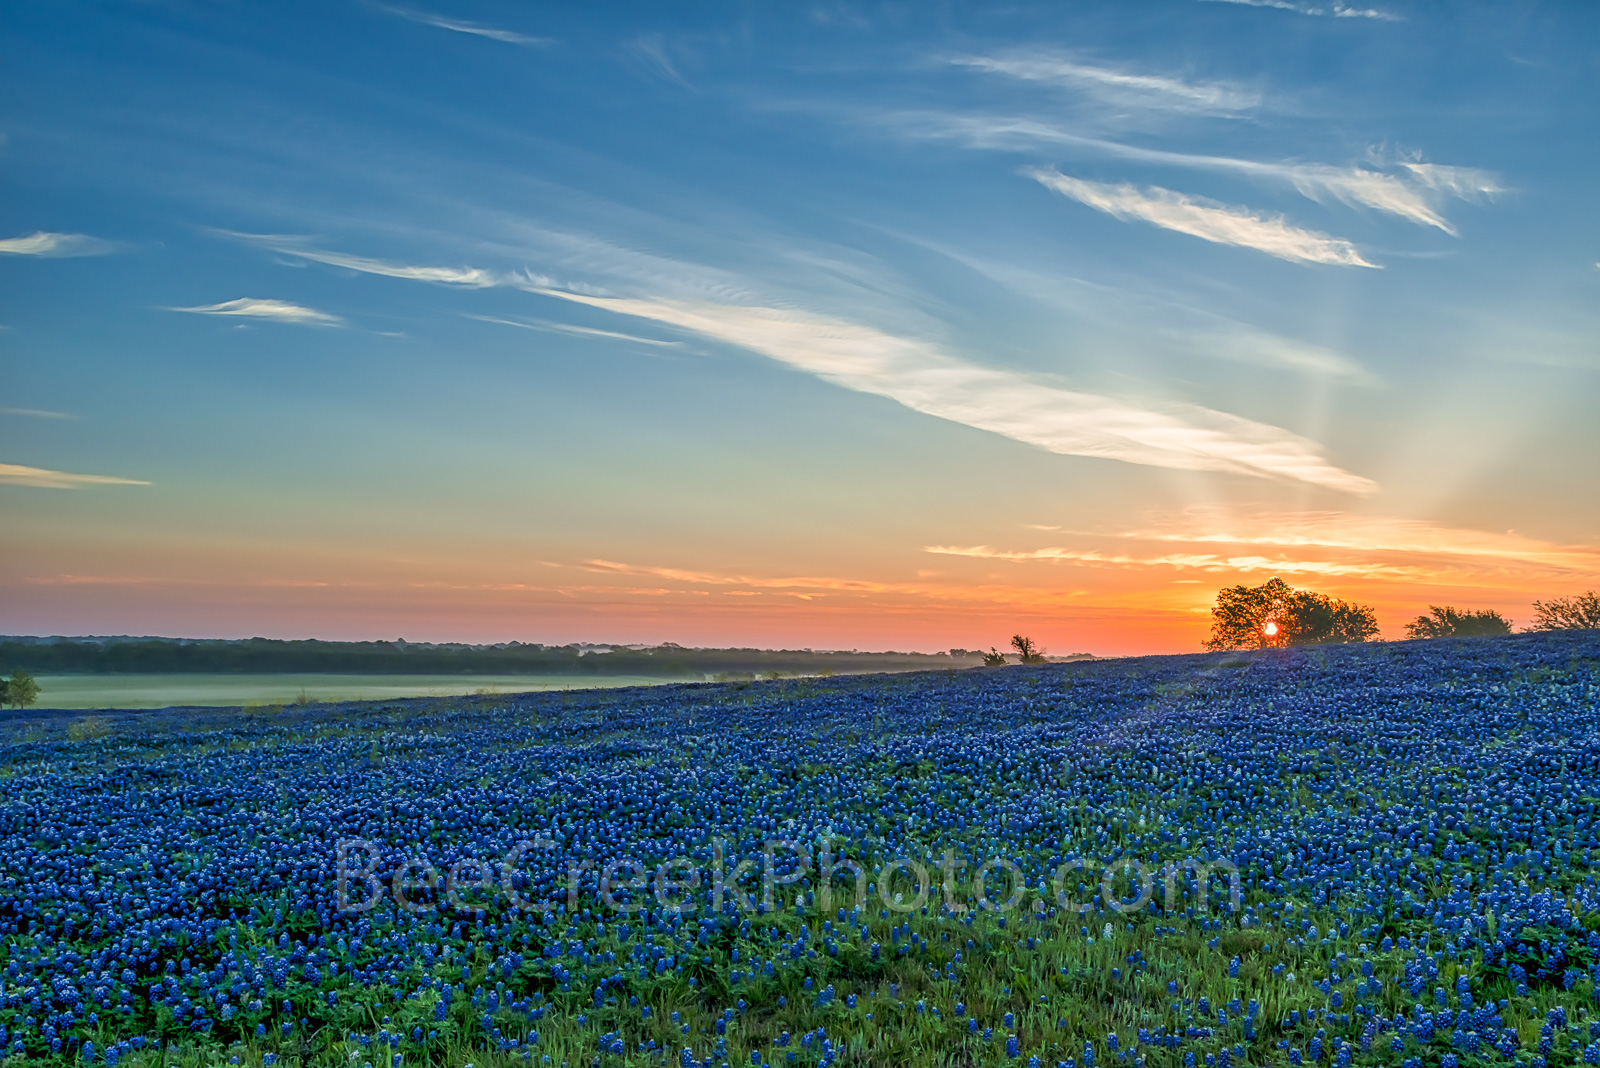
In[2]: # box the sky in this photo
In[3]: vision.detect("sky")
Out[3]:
[2,0,1598,656]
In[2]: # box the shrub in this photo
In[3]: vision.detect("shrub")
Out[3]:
[1528,591,1600,631]
[981,647,1008,667]
[1404,606,1513,639]
[66,716,110,742]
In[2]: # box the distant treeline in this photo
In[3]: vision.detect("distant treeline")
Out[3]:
[0,636,1066,678]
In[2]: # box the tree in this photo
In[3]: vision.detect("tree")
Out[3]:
[1279,591,1381,645]
[1404,606,1512,639]
[1204,578,1379,650]
[1203,578,1293,651]
[1010,634,1048,665]
[2,668,39,709]
[1528,591,1600,631]
[981,647,1008,667]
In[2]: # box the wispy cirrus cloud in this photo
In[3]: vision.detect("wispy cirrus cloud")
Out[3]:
[465,313,683,347]
[926,544,1423,580]
[1028,168,1377,266]
[1203,0,1400,21]
[883,113,1496,233]
[216,231,502,287]
[0,407,76,419]
[372,3,551,46]
[578,559,1088,605]
[220,232,1375,487]
[0,231,119,257]
[165,297,344,326]
[1118,508,1600,573]
[0,463,149,489]
[533,288,1376,493]
[1182,324,1378,383]
[627,34,695,90]
[583,558,911,593]
[938,509,1600,585]
[896,239,1378,383]
[948,51,1260,115]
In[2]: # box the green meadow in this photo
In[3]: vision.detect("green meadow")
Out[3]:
[27,673,681,709]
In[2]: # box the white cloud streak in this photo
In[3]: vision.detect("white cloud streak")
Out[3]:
[373,3,551,45]
[215,233,1376,487]
[973,509,1600,584]
[948,52,1259,115]
[465,313,683,347]
[217,231,501,287]
[532,289,1376,493]
[165,297,344,326]
[0,463,149,489]
[926,544,1422,580]
[1187,326,1378,383]
[0,407,75,420]
[888,114,1497,232]
[1119,509,1600,573]
[0,231,118,257]
[1203,0,1401,21]
[1028,168,1377,266]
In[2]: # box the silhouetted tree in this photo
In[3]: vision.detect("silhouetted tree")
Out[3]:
[1205,578,1378,650]
[1204,578,1293,651]
[1279,590,1381,645]
[1010,634,1048,664]
[2,668,39,709]
[981,647,1008,667]
[1404,606,1512,639]
[1528,591,1600,631]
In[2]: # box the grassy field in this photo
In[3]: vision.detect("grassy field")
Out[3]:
[27,672,683,708]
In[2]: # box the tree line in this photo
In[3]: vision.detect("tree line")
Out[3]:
[1204,581,1599,651]
[0,637,988,679]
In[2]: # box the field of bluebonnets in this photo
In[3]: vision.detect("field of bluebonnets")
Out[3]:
[4,630,1600,1068]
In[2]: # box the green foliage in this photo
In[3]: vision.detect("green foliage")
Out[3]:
[1404,605,1514,639]
[1278,589,1381,645]
[1,667,40,708]
[1529,590,1600,631]
[65,715,111,741]
[1205,577,1293,651]
[1204,578,1378,650]
[981,647,1008,666]
[0,636,982,677]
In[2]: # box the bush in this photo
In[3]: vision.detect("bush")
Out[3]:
[1404,606,1513,639]
[981,647,1008,667]
[1528,591,1600,631]
[66,716,110,742]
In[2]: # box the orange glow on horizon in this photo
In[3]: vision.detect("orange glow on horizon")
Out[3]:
[6,506,1597,657]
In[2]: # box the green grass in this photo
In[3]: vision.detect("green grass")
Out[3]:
[27,673,686,709]
[8,882,1566,1068]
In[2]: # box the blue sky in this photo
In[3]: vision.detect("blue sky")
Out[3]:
[2,0,1597,652]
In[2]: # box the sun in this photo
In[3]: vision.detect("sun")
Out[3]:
[1262,621,1279,638]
